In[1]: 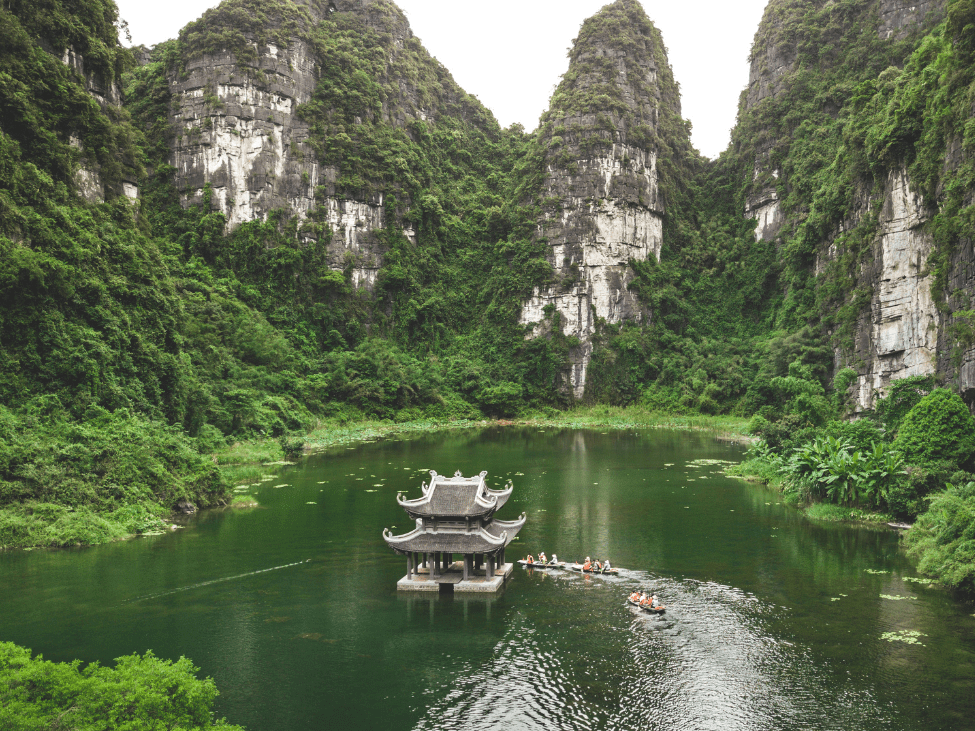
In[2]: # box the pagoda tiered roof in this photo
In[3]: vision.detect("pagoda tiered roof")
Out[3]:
[396,470,512,519]
[382,514,526,554]
[383,470,523,556]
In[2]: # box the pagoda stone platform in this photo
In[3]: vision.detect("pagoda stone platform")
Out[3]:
[397,560,514,593]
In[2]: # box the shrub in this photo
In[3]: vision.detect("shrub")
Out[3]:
[477,382,524,418]
[823,418,886,452]
[0,643,244,730]
[892,389,975,468]
[905,481,975,593]
[782,436,906,508]
[875,375,935,434]
[887,460,958,519]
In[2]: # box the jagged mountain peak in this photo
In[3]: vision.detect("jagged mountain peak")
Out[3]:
[518,0,693,399]
[541,0,669,136]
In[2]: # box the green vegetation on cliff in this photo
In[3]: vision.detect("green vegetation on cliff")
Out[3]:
[2,0,975,592]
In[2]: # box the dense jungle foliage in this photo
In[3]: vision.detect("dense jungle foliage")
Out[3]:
[1,0,975,593]
[0,641,244,729]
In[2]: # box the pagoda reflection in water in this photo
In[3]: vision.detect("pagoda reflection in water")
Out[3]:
[383,470,525,593]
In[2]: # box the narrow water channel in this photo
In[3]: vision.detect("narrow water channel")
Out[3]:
[1,428,973,730]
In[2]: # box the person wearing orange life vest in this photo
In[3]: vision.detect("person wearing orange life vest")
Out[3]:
[526,554,534,564]
[629,591,641,603]
[582,556,592,571]
[538,551,547,563]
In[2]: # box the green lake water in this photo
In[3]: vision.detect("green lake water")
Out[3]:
[2,427,975,730]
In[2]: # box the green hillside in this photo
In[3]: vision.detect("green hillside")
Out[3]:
[1,0,974,591]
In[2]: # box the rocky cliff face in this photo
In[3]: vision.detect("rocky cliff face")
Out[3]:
[166,0,424,289]
[742,0,949,410]
[52,44,139,203]
[743,0,946,248]
[845,170,938,410]
[520,0,681,398]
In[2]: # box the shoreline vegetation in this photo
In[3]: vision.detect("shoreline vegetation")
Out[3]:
[1,407,750,551]
[5,392,975,597]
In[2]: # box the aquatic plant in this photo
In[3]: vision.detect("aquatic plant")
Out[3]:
[880,630,927,645]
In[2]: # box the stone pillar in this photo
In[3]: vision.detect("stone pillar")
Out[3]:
[487,554,495,579]
[433,552,440,579]
[407,554,413,579]
[463,554,470,581]
[499,547,505,567]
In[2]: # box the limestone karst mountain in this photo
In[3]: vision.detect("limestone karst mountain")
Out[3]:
[517,0,692,398]
[4,0,975,545]
[729,0,975,413]
[161,0,505,290]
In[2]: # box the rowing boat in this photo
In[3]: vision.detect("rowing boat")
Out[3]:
[517,559,566,569]
[627,597,666,614]
[568,563,619,576]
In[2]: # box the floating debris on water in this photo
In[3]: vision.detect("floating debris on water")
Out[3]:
[903,577,936,585]
[306,502,317,505]
[364,489,377,493]
[830,597,841,601]
[881,630,927,645]
[864,569,891,575]
[880,594,917,601]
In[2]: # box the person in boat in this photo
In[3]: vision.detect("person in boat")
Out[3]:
[582,557,592,571]
[629,591,641,603]
[640,593,651,607]
[549,553,559,565]
[650,594,660,608]
[526,554,534,564]
[603,559,612,571]
[538,551,547,563]
[592,559,603,572]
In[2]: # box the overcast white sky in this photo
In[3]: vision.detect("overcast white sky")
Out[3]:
[115,0,770,159]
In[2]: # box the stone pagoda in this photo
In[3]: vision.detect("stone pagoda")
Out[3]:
[383,470,525,593]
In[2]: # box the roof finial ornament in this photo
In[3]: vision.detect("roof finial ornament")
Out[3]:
[454,469,463,477]
[479,470,488,478]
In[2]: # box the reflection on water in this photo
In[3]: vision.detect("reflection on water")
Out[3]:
[0,428,973,731]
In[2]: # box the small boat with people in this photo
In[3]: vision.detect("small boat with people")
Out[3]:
[627,590,665,614]
[518,551,566,570]
[517,559,566,569]
[568,556,619,576]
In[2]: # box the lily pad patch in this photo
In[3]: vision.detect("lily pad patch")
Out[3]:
[881,630,927,645]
